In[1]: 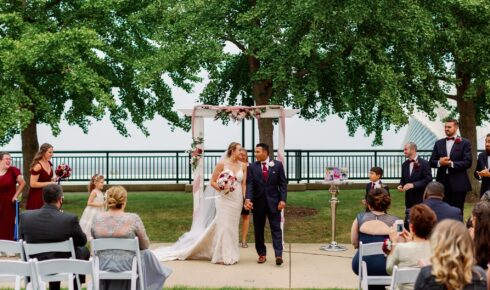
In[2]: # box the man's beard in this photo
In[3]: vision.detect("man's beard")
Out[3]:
[486,148,490,155]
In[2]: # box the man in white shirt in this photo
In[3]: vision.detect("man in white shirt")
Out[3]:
[429,119,472,213]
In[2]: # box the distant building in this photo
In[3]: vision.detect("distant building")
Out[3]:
[402,109,490,150]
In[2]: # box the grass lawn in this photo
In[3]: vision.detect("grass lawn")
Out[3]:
[60,189,475,244]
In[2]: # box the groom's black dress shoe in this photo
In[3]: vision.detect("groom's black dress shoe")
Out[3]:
[257,256,267,263]
[276,257,283,266]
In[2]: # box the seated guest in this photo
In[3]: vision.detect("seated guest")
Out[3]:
[470,202,490,270]
[414,220,487,290]
[423,181,463,222]
[386,204,436,290]
[20,184,90,290]
[351,188,399,288]
[91,186,172,290]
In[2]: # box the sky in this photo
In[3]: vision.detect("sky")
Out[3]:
[2,80,408,152]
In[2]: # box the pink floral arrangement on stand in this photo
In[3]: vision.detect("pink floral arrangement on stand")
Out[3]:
[217,169,237,195]
[55,163,72,184]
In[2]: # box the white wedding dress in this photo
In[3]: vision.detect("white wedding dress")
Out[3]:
[153,163,244,264]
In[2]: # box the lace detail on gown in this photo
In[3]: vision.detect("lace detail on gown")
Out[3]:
[91,213,172,290]
[79,190,105,239]
[91,213,150,262]
[153,163,244,265]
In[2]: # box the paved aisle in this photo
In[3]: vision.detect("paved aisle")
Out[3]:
[153,243,358,289]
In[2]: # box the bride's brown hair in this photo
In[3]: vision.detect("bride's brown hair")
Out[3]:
[226,142,241,158]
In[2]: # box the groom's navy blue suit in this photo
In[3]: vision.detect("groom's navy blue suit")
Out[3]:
[246,160,287,258]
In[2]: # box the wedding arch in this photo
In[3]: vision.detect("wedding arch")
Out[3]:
[180,105,299,237]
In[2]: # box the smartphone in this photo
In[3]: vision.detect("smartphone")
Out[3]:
[395,219,404,233]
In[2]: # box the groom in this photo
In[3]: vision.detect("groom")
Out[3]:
[245,143,287,266]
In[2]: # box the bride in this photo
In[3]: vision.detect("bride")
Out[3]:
[153,142,247,265]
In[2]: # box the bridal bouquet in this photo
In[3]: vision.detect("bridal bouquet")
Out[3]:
[217,169,237,195]
[55,163,72,184]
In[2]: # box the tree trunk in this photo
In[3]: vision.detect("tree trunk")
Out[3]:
[455,70,479,197]
[248,55,274,158]
[21,118,39,207]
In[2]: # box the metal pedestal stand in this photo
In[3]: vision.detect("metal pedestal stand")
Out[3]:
[320,182,347,251]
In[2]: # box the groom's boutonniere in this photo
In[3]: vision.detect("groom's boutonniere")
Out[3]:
[455,136,462,144]
[268,160,275,167]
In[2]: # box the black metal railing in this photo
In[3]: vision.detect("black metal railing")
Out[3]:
[7,150,482,184]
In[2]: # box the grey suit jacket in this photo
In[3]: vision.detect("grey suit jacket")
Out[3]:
[20,204,87,260]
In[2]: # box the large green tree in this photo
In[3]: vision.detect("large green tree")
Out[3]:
[148,0,489,193]
[302,0,490,193]
[0,0,188,199]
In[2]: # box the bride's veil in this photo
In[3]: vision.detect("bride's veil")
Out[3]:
[153,150,228,261]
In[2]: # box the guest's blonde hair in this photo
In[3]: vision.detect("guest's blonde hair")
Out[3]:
[430,220,474,290]
[106,186,127,210]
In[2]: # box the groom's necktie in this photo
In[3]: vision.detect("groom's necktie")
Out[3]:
[262,162,268,181]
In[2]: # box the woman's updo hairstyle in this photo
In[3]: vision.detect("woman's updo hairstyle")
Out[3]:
[366,188,391,212]
[106,185,127,210]
[226,142,241,158]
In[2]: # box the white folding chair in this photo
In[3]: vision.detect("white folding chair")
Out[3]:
[0,239,25,260]
[91,237,144,290]
[389,265,421,290]
[358,241,392,290]
[0,239,27,289]
[33,258,98,290]
[23,237,81,289]
[0,259,37,290]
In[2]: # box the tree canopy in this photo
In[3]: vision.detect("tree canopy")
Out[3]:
[1,0,489,176]
[145,0,489,149]
[0,0,189,147]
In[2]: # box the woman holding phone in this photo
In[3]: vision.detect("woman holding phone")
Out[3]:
[386,204,437,290]
[351,188,399,288]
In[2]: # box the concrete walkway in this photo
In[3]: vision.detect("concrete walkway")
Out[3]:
[151,243,358,289]
[0,243,358,289]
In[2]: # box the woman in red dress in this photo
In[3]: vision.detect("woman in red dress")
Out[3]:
[26,143,55,210]
[0,152,26,240]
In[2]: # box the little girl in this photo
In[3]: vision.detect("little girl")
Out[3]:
[79,174,106,239]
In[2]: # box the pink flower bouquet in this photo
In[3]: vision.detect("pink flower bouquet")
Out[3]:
[217,169,237,195]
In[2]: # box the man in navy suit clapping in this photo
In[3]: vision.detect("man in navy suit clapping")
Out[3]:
[474,133,490,197]
[429,119,472,213]
[398,142,432,227]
